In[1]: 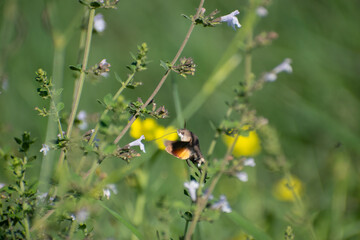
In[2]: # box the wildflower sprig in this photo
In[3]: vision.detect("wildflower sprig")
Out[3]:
[127,98,169,119]
[172,57,196,78]
[34,69,65,140]
[184,8,221,27]
[88,43,150,146]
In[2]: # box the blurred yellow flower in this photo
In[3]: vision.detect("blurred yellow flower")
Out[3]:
[130,118,157,140]
[154,125,178,150]
[273,175,304,202]
[222,126,261,157]
[130,118,177,150]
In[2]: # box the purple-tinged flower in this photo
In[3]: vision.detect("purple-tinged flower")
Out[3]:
[103,188,111,199]
[103,184,118,200]
[40,144,50,156]
[236,171,248,182]
[220,10,241,30]
[265,58,293,82]
[244,158,256,167]
[76,208,89,222]
[184,180,200,201]
[128,135,146,153]
[94,14,106,33]
[77,110,88,130]
[211,195,232,213]
[256,6,268,17]
[57,131,66,139]
[0,183,5,189]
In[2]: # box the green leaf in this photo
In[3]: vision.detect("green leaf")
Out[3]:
[56,102,65,112]
[69,65,82,72]
[14,137,22,145]
[114,72,123,83]
[227,211,273,240]
[90,1,101,8]
[103,93,114,107]
[99,201,143,239]
[160,60,169,71]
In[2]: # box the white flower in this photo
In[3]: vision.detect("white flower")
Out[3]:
[244,158,256,167]
[256,6,268,17]
[128,135,146,153]
[76,209,89,222]
[77,110,87,121]
[106,184,118,195]
[273,58,293,74]
[220,10,241,30]
[103,184,118,200]
[77,110,88,130]
[203,189,214,200]
[264,58,293,82]
[0,183,5,189]
[264,72,277,82]
[40,144,50,156]
[70,214,76,221]
[211,195,232,213]
[184,180,200,201]
[94,14,106,33]
[101,72,109,78]
[236,171,248,182]
[103,188,111,200]
[57,131,66,139]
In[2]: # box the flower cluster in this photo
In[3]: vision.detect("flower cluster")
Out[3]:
[184,180,232,213]
[172,57,196,78]
[264,58,293,82]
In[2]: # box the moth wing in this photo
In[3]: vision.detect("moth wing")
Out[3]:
[164,141,191,160]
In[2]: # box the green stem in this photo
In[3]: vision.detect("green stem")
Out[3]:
[244,28,253,89]
[183,220,189,238]
[24,217,31,240]
[58,8,95,167]
[89,73,135,144]
[113,0,205,144]
[185,133,240,240]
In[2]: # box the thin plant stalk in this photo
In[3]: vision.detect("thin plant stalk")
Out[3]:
[113,0,205,145]
[185,133,240,240]
[58,8,95,168]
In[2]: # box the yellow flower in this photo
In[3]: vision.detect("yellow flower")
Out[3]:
[154,125,178,150]
[273,175,304,202]
[130,118,177,150]
[222,126,261,157]
[130,118,157,140]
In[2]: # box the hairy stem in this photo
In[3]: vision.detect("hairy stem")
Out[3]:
[113,0,205,144]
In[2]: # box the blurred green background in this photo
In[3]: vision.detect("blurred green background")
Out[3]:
[1,0,360,239]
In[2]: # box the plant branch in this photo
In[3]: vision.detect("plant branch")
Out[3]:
[113,0,205,144]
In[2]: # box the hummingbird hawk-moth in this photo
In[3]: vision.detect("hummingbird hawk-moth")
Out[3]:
[164,129,205,167]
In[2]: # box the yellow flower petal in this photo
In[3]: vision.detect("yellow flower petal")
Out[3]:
[155,126,178,150]
[130,118,143,139]
[222,127,261,157]
[273,175,304,202]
